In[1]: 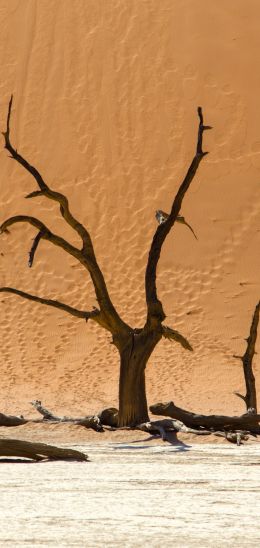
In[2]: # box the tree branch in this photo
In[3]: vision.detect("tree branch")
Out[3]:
[0,215,127,332]
[234,301,259,412]
[28,229,46,267]
[3,96,90,249]
[2,96,128,335]
[0,439,88,461]
[0,215,81,260]
[145,107,211,325]
[30,400,103,430]
[0,287,100,322]
[162,325,193,351]
[150,401,260,433]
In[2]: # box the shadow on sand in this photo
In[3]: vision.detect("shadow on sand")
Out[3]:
[112,431,191,451]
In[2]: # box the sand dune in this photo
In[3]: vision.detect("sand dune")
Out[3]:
[0,1,259,420]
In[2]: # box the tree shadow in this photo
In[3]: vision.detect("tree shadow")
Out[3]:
[112,431,191,451]
[0,458,37,463]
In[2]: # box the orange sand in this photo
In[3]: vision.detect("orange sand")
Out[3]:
[0,1,259,433]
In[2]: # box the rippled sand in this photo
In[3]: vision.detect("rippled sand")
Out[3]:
[0,443,260,547]
[1,0,260,419]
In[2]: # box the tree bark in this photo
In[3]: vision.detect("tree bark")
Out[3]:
[234,301,259,412]
[118,331,161,426]
[0,439,88,461]
[119,357,149,427]
[0,404,103,431]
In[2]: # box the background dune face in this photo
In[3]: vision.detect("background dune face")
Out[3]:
[0,0,259,417]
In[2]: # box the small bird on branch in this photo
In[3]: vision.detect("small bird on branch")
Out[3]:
[155,210,197,239]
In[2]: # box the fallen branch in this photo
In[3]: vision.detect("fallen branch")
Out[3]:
[150,401,260,433]
[0,412,27,427]
[97,407,119,427]
[0,401,103,432]
[30,400,103,430]
[0,403,255,446]
[137,419,249,445]
[0,439,88,461]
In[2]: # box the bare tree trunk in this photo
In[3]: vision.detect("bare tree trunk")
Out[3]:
[119,356,149,427]
[118,331,161,427]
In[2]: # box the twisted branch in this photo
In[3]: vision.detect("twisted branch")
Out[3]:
[2,97,128,334]
[3,96,89,249]
[0,215,81,261]
[145,107,211,325]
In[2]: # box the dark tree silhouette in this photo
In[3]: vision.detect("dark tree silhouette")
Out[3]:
[0,97,211,426]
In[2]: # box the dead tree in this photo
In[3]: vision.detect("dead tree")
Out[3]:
[234,301,259,412]
[150,301,260,436]
[0,97,210,426]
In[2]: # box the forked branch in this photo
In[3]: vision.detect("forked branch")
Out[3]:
[145,107,211,325]
[2,97,128,334]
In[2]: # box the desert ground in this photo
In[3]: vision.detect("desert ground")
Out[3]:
[0,442,260,547]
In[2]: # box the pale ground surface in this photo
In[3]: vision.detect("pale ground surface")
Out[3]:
[0,2,260,545]
[1,442,260,547]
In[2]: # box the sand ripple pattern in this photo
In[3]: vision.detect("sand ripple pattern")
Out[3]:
[0,1,259,415]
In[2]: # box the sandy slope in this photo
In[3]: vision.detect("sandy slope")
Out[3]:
[0,0,259,422]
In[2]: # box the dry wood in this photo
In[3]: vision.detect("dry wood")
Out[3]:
[161,325,193,351]
[150,401,260,433]
[145,107,211,325]
[98,407,119,427]
[28,229,48,267]
[137,419,249,445]
[234,301,259,412]
[30,400,103,430]
[0,412,27,427]
[0,287,99,320]
[0,439,88,461]
[1,95,129,335]
[0,401,103,431]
